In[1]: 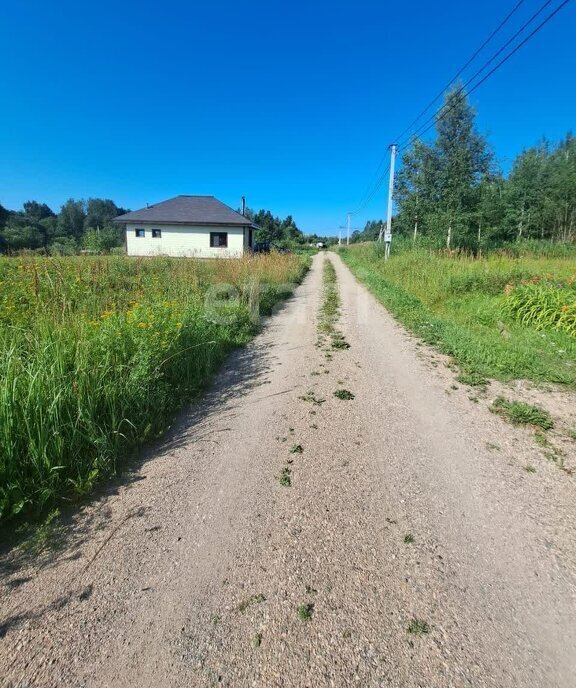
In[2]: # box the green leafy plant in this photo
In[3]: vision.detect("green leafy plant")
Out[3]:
[407,618,430,635]
[339,246,576,388]
[504,282,576,338]
[491,397,553,430]
[278,467,292,487]
[334,389,355,400]
[457,371,488,387]
[298,603,314,622]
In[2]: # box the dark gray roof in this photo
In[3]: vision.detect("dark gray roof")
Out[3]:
[113,196,257,227]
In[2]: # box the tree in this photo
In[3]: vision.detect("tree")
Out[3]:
[395,138,438,240]
[349,220,383,243]
[0,203,9,229]
[58,199,86,239]
[434,87,493,248]
[0,200,56,250]
[395,87,494,250]
[84,198,126,231]
[280,215,304,242]
[22,201,54,224]
[83,227,122,253]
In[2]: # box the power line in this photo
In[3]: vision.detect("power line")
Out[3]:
[350,162,391,215]
[393,0,527,143]
[400,0,572,146]
[349,0,572,219]
[350,153,390,215]
[397,0,559,148]
[351,0,528,216]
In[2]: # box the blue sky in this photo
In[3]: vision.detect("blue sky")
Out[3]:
[1,0,575,235]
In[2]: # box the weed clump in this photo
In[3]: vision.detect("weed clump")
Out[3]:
[407,618,430,635]
[278,467,292,487]
[457,370,488,387]
[491,397,553,430]
[298,603,314,622]
[334,389,355,400]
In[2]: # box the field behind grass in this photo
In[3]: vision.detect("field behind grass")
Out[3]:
[339,243,576,387]
[0,253,308,522]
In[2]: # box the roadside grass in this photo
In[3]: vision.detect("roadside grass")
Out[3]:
[339,244,576,386]
[0,253,309,523]
[456,371,488,387]
[490,397,554,430]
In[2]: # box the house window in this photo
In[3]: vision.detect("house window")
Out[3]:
[152,229,162,238]
[135,228,145,238]
[210,232,228,248]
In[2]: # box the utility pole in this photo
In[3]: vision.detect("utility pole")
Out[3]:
[383,144,397,259]
[338,229,342,246]
[346,212,351,246]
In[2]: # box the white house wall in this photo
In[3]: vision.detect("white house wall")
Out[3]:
[125,224,246,258]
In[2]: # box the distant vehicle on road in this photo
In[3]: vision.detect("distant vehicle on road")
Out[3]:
[316,242,326,249]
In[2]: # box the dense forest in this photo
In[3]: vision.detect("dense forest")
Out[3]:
[379,87,576,251]
[0,199,331,254]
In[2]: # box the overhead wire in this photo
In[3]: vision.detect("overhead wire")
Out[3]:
[398,0,572,148]
[351,0,530,216]
[396,0,558,149]
[393,0,528,143]
[350,0,572,218]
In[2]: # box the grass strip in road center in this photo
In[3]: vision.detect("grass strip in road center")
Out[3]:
[317,258,349,353]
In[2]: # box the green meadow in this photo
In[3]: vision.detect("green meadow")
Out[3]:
[340,242,576,386]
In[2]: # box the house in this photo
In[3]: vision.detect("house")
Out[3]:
[113,195,258,258]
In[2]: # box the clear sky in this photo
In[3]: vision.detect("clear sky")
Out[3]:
[1,0,575,235]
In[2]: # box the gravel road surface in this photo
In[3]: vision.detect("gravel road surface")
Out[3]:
[1,252,576,687]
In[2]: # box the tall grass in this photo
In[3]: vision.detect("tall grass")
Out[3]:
[339,243,576,385]
[0,254,308,522]
[503,280,576,337]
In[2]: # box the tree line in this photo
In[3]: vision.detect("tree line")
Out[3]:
[0,198,128,254]
[244,208,333,247]
[359,87,576,251]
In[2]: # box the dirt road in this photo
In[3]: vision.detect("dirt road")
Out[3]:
[2,252,576,687]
